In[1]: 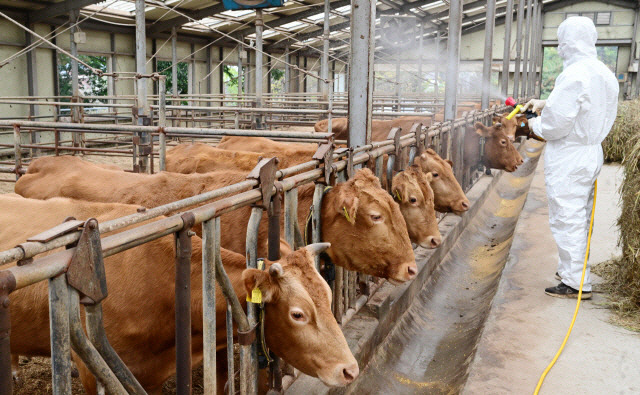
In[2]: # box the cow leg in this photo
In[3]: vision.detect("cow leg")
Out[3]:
[73,354,98,395]
[11,354,20,385]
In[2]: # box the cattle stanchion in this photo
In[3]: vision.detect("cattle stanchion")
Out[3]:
[283,187,300,250]
[175,212,195,395]
[408,123,424,165]
[201,217,218,395]
[48,274,72,395]
[13,124,22,181]
[226,302,235,395]
[158,76,167,172]
[0,271,16,395]
[386,127,402,193]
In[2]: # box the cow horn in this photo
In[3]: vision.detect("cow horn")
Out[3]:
[269,263,283,278]
[306,242,331,257]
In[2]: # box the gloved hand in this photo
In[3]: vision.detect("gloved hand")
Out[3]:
[526,119,546,142]
[520,99,546,114]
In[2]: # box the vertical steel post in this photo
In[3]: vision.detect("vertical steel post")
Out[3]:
[255,10,264,129]
[521,0,532,98]
[48,274,72,395]
[225,303,235,395]
[418,23,423,94]
[159,77,167,171]
[482,0,497,110]
[135,0,149,172]
[395,52,401,111]
[444,0,462,120]
[0,271,16,395]
[321,0,331,102]
[347,0,375,148]
[284,45,291,94]
[502,0,514,98]
[171,27,178,98]
[435,31,440,100]
[175,214,194,395]
[243,207,261,395]
[535,2,543,97]
[26,25,39,153]
[527,0,538,96]
[238,41,244,101]
[244,51,251,98]
[284,188,299,249]
[13,125,21,180]
[514,0,525,98]
[202,218,218,395]
[630,8,639,98]
[69,9,83,149]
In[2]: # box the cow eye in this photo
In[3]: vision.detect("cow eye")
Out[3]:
[370,214,383,222]
[409,197,418,204]
[290,310,306,323]
[500,139,507,145]
[432,172,439,178]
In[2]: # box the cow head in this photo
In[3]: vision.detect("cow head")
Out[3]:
[474,122,523,172]
[322,168,417,283]
[392,165,441,249]
[493,113,523,141]
[414,149,470,215]
[242,244,358,387]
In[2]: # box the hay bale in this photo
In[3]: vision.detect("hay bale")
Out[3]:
[602,98,640,163]
[594,129,640,329]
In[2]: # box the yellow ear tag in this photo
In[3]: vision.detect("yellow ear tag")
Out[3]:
[247,288,263,304]
[394,190,402,201]
[342,206,353,223]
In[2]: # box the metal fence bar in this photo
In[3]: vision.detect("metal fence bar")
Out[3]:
[175,213,194,395]
[0,271,16,395]
[48,274,72,395]
[202,218,218,395]
[243,207,262,395]
[13,125,22,180]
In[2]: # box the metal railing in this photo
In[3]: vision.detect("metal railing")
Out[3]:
[0,102,513,395]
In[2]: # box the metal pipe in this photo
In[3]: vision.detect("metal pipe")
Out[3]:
[347,0,375,148]
[418,24,423,94]
[284,45,291,94]
[284,187,299,249]
[321,0,330,102]
[67,288,127,394]
[435,31,440,99]
[514,0,525,98]
[311,184,324,271]
[85,303,146,394]
[535,1,543,97]
[174,214,194,395]
[202,218,218,395]
[13,125,21,180]
[159,77,167,171]
[48,274,72,395]
[225,303,235,395]
[172,27,178,98]
[444,0,462,121]
[527,0,538,96]
[481,0,497,110]
[255,10,264,129]
[0,271,16,395]
[521,0,532,98]
[136,0,149,173]
[502,0,514,98]
[243,207,261,395]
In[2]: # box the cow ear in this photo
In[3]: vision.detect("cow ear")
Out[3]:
[475,122,490,137]
[445,159,454,168]
[242,268,280,303]
[392,183,406,203]
[424,172,433,183]
[340,193,359,225]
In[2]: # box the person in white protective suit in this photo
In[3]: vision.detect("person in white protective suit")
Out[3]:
[521,16,618,299]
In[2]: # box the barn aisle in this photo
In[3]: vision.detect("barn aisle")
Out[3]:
[345,140,544,394]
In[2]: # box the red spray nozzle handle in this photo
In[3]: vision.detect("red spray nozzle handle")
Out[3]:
[505,97,517,107]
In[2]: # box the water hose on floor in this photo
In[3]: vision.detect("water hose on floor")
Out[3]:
[533,179,598,395]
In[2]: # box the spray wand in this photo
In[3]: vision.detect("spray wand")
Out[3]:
[505,97,539,120]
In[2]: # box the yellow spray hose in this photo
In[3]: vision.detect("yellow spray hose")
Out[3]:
[533,179,597,395]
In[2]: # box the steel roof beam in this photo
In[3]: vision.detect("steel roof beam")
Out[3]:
[148,3,227,34]
[29,0,103,24]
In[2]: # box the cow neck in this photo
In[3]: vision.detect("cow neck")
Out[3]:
[304,184,335,285]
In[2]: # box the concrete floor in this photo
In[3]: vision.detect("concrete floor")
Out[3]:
[464,160,640,394]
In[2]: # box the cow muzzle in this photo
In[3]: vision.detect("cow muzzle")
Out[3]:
[322,361,359,386]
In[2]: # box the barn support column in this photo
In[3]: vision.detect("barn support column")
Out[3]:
[527,0,538,97]
[444,0,462,121]
[135,0,149,173]
[284,45,291,93]
[514,0,525,98]
[188,44,194,108]
[521,0,532,98]
[321,0,330,103]
[395,52,401,111]
[535,1,543,97]
[481,0,496,110]
[347,0,375,149]
[255,10,264,129]
[418,24,423,95]
[69,10,83,150]
[108,33,116,106]
[238,40,245,100]
[632,8,640,98]
[502,0,514,98]
[435,31,440,100]
[25,24,40,153]
[171,28,177,97]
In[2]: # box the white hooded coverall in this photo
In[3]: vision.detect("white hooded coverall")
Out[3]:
[529,16,619,292]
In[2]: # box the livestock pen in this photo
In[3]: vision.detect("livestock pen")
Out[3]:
[2,0,636,394]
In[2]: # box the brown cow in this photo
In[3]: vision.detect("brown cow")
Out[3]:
[493,113,546,142]
[413,149,470,215]
[217,136,319,168]
[16,157,417,282]
[313,116,433,141]
[166,142,263,173]
[466,122,524,172]
[0,195,357,394]
[391,165,441,249]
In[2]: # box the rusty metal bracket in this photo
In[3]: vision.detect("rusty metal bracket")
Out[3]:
[238,323,257,346]
[313,143,333,185]
[387,127,403,172]
[25,220,84,243]
[346,148,354,179]
[247,157,279,209]
[139,145,152,156]
[66,219,108,305]
[411,123,424,156]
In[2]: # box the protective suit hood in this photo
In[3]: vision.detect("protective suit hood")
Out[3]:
[557,16,597,67]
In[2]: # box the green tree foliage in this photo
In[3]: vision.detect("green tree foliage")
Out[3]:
[223,65,239,95]
[541,46,618,99]
[270,68,285,94]
[157,60,189,96]
[58,53,107,100]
